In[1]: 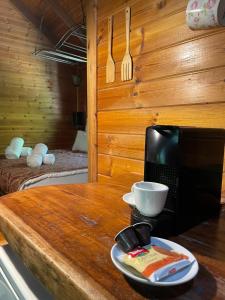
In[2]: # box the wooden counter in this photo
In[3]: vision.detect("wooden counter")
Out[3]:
[0,183,224,299]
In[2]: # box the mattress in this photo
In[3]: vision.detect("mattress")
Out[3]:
[0,150,88,194]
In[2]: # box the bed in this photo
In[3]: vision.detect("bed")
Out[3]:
[0,149,88,195]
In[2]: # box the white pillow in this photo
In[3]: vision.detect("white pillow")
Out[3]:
[72,130,87,152]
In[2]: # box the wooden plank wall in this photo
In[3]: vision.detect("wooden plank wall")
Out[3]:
[0,0,85,154]
[96,0,225,195]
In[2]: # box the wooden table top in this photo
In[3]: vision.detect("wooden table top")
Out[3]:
[0,183,225,300]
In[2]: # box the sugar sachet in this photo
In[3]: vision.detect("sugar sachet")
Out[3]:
[118,244,194,282]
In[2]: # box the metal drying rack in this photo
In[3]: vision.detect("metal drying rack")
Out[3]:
[33,24,87,65]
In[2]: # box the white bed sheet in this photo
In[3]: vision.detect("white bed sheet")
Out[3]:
[20,169,88,190]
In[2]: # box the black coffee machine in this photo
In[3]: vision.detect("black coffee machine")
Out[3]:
[131,125,225,236]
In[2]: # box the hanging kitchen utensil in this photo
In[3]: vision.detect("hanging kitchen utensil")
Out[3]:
[106,16,115,83]
[121,6,133,81]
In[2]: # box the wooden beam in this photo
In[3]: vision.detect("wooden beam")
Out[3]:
[45,0,75,28]
[10,0,58,44]
[86,0,97,182]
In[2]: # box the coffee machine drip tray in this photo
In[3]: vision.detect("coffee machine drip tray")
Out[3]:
[131,208,176,238]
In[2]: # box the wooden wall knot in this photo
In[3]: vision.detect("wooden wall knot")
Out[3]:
[140,27,145,53]
[156,0,167,10]
[97,34,102,45]
[135,78,141,84]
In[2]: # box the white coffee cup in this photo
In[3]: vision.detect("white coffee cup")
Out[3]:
[131,181,169,217]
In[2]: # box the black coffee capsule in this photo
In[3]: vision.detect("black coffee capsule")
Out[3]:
[133,222,152,246]
[115,226,140,253]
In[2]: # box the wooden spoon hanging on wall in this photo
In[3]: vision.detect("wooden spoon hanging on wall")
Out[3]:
[106,16,115,83]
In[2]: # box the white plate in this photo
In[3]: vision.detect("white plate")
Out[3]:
[122,192,135,207]
[111,237,199,286]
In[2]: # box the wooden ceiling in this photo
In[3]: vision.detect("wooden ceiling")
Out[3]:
[10,0,85,45]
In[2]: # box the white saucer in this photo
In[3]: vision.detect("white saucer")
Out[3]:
[122,192,135,207]
[111,236,199,286]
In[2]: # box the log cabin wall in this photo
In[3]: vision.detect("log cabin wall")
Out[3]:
[0,0,85,154]
[96,0,225,196]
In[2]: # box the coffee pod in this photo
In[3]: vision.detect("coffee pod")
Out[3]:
[133,222,152,246]
[115,226,140,253]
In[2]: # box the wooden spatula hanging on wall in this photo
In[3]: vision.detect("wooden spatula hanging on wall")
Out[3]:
[121,7,133,81]
[106,16,115,83]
